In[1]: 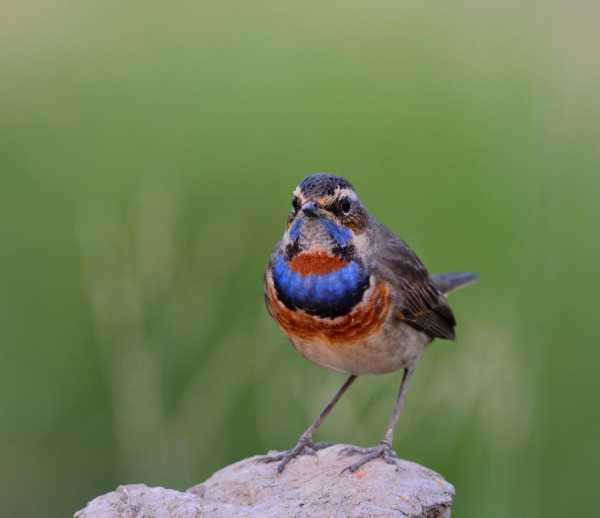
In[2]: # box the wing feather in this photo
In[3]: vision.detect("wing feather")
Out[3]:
[373,225,456,340]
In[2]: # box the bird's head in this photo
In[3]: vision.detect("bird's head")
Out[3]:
[282,173,369,261]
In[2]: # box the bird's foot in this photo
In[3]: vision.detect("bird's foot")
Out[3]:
[339,441,401,473]
[257,438,332,474]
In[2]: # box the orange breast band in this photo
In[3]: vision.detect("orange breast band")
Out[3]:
[265,277,391,346]
[287,252,347,275]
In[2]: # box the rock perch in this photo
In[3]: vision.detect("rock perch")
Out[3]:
[75,444,454,517]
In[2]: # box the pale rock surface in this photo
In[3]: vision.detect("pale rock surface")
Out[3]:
[75,444,454,517]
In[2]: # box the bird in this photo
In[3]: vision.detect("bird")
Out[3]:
[259,172,478,474]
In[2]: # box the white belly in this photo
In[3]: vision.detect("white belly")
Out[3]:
[290,321,431,375]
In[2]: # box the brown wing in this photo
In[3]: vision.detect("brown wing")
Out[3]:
[374,226,456,340]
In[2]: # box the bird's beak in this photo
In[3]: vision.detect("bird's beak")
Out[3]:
[301,201,319,218]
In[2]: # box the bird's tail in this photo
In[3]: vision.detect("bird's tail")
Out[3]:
[432,272,479,294]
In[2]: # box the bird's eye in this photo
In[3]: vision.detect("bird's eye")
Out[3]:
[292,197,301,212]
[340,197,352,214]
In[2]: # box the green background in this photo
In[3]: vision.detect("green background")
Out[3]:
[2,2,598,516]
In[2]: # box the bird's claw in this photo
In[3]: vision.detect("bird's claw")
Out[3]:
[339,442,401,473]
[257,439,332,474]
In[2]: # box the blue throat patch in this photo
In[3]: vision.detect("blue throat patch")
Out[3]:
[319,218,351,247]
[288,216,351,248]
[272,255,370,319]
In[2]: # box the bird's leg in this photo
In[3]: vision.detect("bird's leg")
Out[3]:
[341,366,415,473]
[259,374,357,474]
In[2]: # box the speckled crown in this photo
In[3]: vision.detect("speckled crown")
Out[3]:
[298,173,354,198]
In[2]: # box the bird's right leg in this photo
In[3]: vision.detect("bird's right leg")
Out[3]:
[258,374,357,474]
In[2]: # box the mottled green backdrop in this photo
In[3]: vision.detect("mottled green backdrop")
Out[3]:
[1,2,599,517]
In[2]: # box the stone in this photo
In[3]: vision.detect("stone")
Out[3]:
[75,444,454,517]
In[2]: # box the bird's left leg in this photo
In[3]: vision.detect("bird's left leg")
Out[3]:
[340,366,415,473]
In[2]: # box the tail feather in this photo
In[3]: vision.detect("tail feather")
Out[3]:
[432,272,479,294]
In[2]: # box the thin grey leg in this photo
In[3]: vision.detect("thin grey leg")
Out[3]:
[300,374,357,442]
[382,366,415,447]
[259,374,358,473]
[341,366,415,473]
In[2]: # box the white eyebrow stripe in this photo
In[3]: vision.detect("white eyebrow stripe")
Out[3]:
[292,184,358,203]
[336,187,358,200]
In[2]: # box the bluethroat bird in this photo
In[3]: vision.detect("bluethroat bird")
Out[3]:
[260,173,478,474]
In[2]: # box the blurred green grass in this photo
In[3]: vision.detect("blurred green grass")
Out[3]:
[1,2,599,517]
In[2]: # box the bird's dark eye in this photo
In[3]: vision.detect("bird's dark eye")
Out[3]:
[340,197,352,214]
[292,197,301,212]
